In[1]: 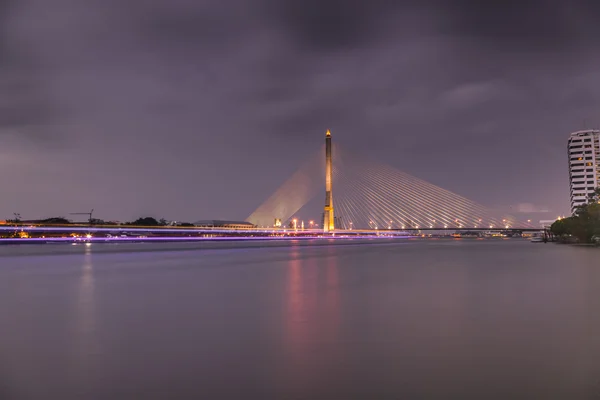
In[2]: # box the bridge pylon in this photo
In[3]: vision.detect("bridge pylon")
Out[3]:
[324,129,335,232]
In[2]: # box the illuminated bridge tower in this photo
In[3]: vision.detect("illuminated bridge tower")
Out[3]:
[324,129,335,232]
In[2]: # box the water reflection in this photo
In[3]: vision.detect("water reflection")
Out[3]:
[69,244,98,389]
[285,249,310,363]
[323,248,340,341]
[283,247,340,393]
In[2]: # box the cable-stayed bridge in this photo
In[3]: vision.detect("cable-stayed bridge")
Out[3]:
[247,132,534,231]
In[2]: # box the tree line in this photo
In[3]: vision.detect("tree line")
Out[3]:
[5,215,195,227]
[550,188,600,243]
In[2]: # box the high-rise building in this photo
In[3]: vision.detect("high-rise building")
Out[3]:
[568,130,600,213]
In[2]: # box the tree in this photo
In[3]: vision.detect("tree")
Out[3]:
[587,187,600,204]
[550,218,569,237]
[7,213,21,223]
[39,217,71,224]
[551,194,600,243]
[130,217,160,226]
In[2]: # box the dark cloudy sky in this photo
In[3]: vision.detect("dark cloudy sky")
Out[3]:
[1,0,599,222]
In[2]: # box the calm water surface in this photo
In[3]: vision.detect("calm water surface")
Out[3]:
[1,239,599,399]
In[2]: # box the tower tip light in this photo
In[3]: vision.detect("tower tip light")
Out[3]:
[326,129,331,136]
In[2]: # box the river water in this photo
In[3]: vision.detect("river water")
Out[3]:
[0,238,599,399]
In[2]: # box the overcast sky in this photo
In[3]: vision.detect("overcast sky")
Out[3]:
[1,0,599,222]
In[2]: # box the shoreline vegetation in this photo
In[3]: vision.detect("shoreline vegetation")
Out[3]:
[550,188,600,245]
[1,216,190,227]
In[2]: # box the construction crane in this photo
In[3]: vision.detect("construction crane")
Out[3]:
[70,209,94,225]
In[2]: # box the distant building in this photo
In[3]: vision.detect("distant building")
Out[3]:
[194,220,256,229]
[539,220,557,229]
[568,130,600,213]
